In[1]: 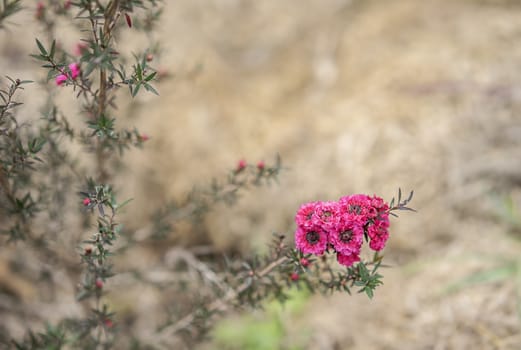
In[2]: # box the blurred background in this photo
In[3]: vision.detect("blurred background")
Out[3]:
[2,0,521,348]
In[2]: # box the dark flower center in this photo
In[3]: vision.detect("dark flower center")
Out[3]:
[339,230,353,243]
[349,204,362,214]
[306,231,320,244]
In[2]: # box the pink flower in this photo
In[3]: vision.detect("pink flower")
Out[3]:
[370,195,388,212]
[373,211,389,229]
[338,194,374,223]
[295,225,328,255]
[313,201,340,232]
[293,193,392,265]
[366,197,390,251]
[329,219,364,255]
[295,201,318,229]
[337,252,360,267]
[83,197,91,206]
[55,74,68,86]
[367,220,390,251]
[69,63,80,79]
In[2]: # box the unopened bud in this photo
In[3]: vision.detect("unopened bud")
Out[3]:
[236,159,247,173]
[35,2,45,19]
[125,13,132,28]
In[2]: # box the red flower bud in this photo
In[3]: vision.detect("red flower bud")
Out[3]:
[290,272,299,281]
[140,133,149,142]
[35,2,45,19]
[104,318,113,328]
[95,278,103,289]
[300,258,310,267]
[257,161,265,170]
[83,198,91,206]
[85,247,92,255]
[125,13,132,28]
[236,159,247,173]
[146,53,154,62]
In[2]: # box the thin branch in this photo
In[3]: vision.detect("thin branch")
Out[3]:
[165,248,228,293]
[149,256,288,346]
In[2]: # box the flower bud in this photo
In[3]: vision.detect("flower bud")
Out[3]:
[257,161,265,170]
[55,74,68,86]
[35,2,45,19]
[290,272,299,281]
[236,159,247,173]
[69,63,81,79]
[125,13,132,28]
[83,198,91,206]
[300,258,310,267]
[95,278,103,289]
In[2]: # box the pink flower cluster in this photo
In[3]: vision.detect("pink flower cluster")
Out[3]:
[55,63,81,86]
[294,194,390,267]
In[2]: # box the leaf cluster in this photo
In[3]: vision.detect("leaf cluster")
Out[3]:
[389,187,416,217]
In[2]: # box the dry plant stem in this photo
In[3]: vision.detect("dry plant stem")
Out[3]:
[96,0,120,182]
[152,256,289,345]
[91,206,118,343]
[167,248,228,293]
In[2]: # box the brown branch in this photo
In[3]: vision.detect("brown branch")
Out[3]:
[96,0,120,183]
[149,256,289,347]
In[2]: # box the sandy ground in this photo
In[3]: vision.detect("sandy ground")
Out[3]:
[2,0,521,349]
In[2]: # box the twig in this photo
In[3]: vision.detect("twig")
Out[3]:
[165,248,227,293]
[149,256,288,346]
[96,0,120,182]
